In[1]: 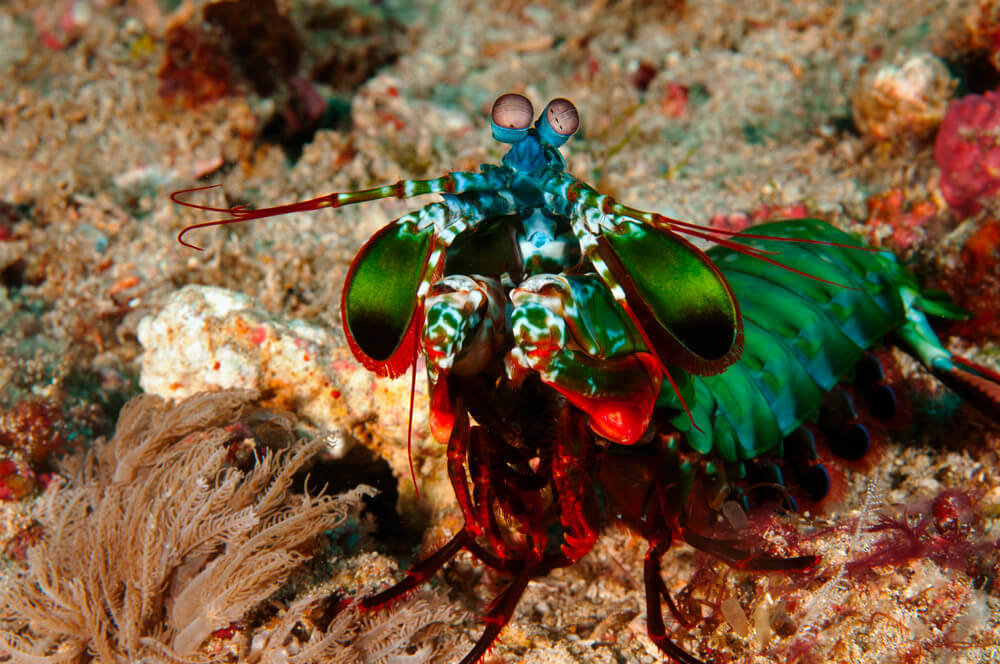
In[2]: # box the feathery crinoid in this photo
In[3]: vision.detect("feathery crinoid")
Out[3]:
[0,390,464,664]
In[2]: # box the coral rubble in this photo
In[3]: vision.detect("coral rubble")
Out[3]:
[852,51,955,147]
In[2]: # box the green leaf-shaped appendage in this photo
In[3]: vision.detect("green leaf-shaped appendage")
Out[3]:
[596,220,742,376]
[341,220,438,377]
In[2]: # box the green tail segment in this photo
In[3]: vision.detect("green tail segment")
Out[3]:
[658,219,1000,463]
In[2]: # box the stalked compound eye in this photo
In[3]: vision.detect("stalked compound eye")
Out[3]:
[491,93,534,143]
[538,98,579,147]
[492,93,534,129]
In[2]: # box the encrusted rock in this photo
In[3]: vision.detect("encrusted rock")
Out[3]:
[852,52,955,146]
[137,285,449,521]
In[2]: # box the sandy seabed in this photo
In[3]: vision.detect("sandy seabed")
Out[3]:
[2,1,1000,662]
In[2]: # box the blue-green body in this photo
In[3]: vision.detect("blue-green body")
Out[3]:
[662,218,962,463]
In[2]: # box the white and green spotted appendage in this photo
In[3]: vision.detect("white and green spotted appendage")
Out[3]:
[327,170,511,207]
[566,208,628,302]
[508,294,569,376]
[422,275,506,380]
[399,192,518,298]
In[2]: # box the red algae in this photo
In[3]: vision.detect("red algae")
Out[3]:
[864,189,938,250]
[0,399,67,501]
[962,218,1000,285]
[844,489,998,581]
[935,90,1000,217]
[940,218,1000,342]
[158,23,239,109]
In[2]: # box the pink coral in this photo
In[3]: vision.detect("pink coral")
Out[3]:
[659,82,689,118]
[935,90,1000,216]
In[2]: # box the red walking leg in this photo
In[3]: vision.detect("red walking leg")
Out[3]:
[680,526,818,571]
[447,403,483,538]
[643,539,708,664]
[468,425,510,559]
[457,560,537,664]
[551,404,599,563]
[360,528,473,610]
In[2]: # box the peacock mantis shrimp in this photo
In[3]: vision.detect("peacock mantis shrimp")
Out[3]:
[175,91,1000,664]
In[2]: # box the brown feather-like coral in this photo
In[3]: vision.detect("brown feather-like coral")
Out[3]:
[0,390,464,664]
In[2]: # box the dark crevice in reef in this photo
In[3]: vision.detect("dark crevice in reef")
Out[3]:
[299,442,421,556]
[944,51,1000,97]
[259,95,353,163]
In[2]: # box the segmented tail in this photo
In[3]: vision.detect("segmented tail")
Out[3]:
[933,356,1000,423]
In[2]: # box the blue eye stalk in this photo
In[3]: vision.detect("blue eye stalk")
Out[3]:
[491,93,580,174]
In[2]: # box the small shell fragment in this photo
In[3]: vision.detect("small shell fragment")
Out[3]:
[722,500,748,530]
[721,597,750,637]
[753,593,775,648]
